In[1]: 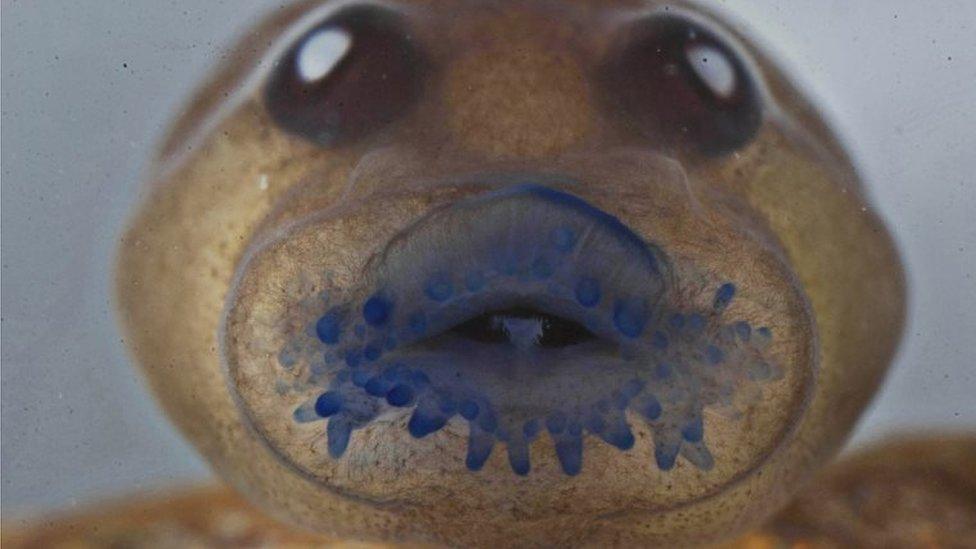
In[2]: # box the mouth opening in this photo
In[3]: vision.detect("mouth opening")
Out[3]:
[450,306,597,349]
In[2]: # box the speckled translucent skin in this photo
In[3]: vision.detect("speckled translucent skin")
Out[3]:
[116,1,905,546]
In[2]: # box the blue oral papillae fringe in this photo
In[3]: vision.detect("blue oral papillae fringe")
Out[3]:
[292,280,774,477]
[284,186,777,476]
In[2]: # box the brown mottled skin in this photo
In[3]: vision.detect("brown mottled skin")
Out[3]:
[115,1,905,547]
[716,434,976,548]
[763,434,976,548]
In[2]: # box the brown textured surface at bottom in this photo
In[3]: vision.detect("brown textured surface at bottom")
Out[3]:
[724,434,976,549]
[1,485,405,549]
[5,435,975,549]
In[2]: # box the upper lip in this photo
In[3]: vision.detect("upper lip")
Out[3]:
[355,184,670,351]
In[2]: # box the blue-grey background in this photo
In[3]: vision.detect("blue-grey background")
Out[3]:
[2,0,974,516]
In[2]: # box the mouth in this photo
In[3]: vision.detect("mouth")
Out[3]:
[284,184,779,476]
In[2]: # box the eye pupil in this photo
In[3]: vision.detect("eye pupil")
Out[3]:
[450,307,596,348]
[264,6,424,145]
[603,15,762,155]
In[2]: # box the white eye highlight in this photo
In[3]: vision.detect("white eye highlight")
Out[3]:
[686,43,737,99]
[297,28,352,83]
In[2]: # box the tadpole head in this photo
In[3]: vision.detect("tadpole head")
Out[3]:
[116,1,905,547]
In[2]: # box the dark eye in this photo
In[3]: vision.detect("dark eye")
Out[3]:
[602,15,762,155]
[264,5,425,145]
